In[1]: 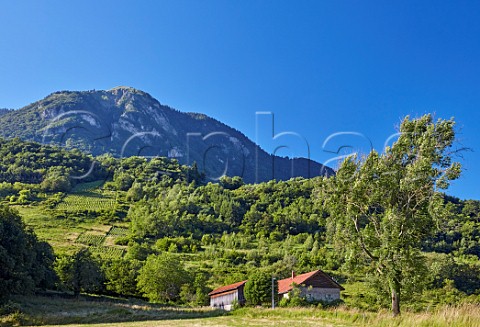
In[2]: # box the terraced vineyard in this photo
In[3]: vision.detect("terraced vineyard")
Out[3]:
[56,193,116,212]
[75,227,126,258]
[107,226,129,237]
[75,232,105,246]
[90,245,125,259]
[54,180,117,212]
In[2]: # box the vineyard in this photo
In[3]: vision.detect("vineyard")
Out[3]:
[54,180,118,212]
[107,226,129,237]
[90,245,125,259]
[56,193,116,212]
[75,228,126,258]
[75,232,105,246]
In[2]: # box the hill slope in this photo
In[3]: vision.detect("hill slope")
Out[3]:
[0,87,334,183]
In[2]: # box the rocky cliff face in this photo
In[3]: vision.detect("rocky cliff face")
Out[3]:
[0,87,334,182]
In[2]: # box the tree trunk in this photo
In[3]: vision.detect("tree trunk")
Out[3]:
[390,282,401,316]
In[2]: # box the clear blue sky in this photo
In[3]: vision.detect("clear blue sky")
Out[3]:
[1,1,479,199]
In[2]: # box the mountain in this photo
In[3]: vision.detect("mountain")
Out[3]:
[0,87,334,183]
[0,108,13,117]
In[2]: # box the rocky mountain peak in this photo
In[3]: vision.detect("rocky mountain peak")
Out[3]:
[0,88,334,183]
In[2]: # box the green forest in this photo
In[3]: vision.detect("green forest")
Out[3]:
[1,115,479,325]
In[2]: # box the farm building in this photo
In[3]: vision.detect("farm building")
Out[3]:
[208,280,247,310]
[278,270,344,302]
[209,269,343,309]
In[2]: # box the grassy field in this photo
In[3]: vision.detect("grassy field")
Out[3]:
[1,295,479,327]
[9,182,128,256]
[15,205,86,254]
[15,205,127,257]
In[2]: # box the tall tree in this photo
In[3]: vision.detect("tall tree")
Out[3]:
[0,205,56,302]
[55,249,104,296]
[244,271,276,306]
[320,115,461,315]
[103,258,142,297]
[137,253,191,303]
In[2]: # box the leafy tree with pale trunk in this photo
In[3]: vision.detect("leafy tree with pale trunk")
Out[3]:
[320,115,461,316]
[137,252,191,303]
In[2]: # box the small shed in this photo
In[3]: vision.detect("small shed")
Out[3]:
[278,270,344,302]
[208,280,247,310]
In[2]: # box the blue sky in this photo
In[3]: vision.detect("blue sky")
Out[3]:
[0,1,479,199]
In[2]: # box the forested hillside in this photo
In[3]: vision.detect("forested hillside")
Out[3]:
[0,116,479,319]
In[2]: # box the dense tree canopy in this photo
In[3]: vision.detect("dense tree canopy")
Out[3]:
[55,249,104,296]
[0,205,56,301]
[0,138,107,188]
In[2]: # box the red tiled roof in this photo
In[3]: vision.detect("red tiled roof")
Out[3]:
[277,270,344,294]
[208,280,247,296]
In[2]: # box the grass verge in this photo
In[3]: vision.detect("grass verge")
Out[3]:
[1,295,479,327]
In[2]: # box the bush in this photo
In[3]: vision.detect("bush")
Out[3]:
[0,301,21,315]
[0,311,27,326]
[41,168,72,192]
[114,236,130,246]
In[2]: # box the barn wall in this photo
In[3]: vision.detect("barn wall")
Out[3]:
[300,287,340,301]
[237,285,245,303]
[281,287,340,302]
[210,290,239,310]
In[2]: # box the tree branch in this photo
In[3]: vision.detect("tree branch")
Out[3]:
[352,216,379,261]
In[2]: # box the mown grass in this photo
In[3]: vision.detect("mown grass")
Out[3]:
[0,295,224,327]
[1,295,478,327]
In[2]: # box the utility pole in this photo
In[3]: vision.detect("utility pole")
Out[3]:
[271,276,276,309]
